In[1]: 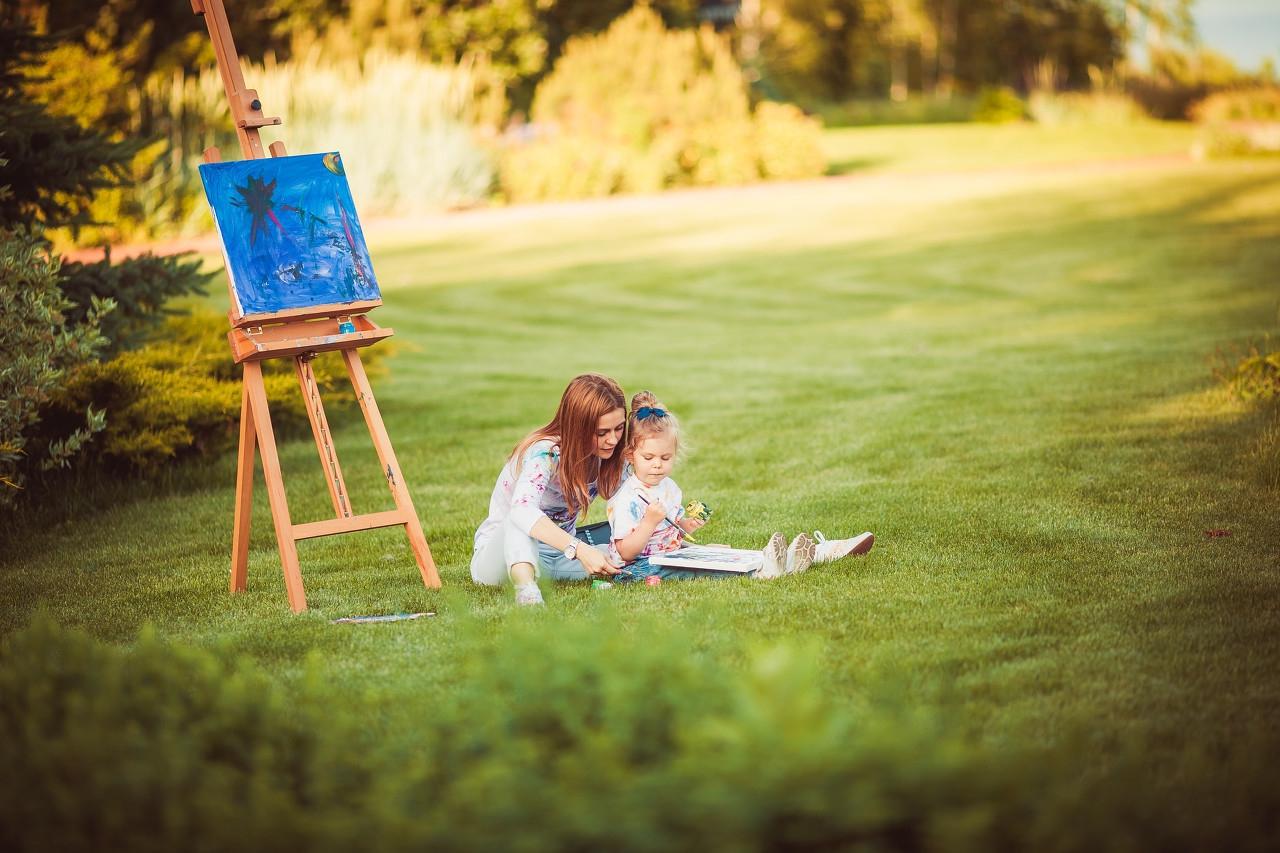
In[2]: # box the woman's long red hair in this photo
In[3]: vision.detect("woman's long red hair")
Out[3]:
[511,373,627,518]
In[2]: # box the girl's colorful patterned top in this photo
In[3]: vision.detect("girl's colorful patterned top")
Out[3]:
[606,474,686,565]
[474,439,597,548]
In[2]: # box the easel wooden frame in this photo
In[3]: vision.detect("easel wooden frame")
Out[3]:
[193,0,440,612]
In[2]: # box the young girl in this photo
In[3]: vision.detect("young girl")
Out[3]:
[471,373,628,605]
[607,392,874,581]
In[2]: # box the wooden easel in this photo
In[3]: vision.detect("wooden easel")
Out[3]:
[193,0,441,612]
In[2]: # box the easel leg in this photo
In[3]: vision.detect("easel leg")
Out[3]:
[294,355,353,518]
[230,380,256,593]
[244,362,308,612]
[342,349,441,589]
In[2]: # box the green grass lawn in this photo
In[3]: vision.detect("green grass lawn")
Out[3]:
[4,148,1279,813]
[821,121,1199,175]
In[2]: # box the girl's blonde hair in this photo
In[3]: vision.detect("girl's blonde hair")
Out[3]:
[625,390,680,455]
[511,373,628,512]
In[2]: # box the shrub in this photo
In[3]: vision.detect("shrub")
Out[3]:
[0,228,112,505]
[0,614,364,852]
[1190,87,1280,157]
[500,7,825,203]
[753,101,825,180]
[3,613,1280,852]
[1220,342,1280,402]
[134,49,505,241]
[1027,91,1148,126]
[0,25,138,232]
[37,310,389,472]
[1191,86,1280,123]
[973,86,1026,123]
[811,95,978,128]
[1127,46,1267,120]
[57,250,212,356]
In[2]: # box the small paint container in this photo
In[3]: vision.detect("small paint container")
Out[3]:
[338,320,357,334]
[591,579,613,590]
[644,575,662,586]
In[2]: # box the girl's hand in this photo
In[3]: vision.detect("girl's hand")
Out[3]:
[678,517,706,535]
[577,545,619,578]
[643,501,668,524]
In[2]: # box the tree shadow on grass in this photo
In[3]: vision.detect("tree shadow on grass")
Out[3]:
[826,155,890,176]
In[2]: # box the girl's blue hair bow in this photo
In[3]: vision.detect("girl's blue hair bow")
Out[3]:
[635,406,666,420]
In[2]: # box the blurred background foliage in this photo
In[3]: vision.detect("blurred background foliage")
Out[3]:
[6,0,1278,244]
[1,0,1278,505]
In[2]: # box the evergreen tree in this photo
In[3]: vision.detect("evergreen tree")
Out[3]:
[0,15,208,355]
[0,13,208,503]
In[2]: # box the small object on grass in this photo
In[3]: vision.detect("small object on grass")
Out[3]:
[1205,529,1232,538]
[645,575,662,586]
[331,611,435,624]
[591,579,614,590]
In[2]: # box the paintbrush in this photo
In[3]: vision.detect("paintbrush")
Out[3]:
[636,492,699,544]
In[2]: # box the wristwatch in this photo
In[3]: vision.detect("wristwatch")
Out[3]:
[562,540,578,561]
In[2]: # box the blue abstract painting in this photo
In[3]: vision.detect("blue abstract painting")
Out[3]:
[199,152,381,317]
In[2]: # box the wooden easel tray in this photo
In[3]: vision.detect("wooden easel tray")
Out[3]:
[227,314,392,363]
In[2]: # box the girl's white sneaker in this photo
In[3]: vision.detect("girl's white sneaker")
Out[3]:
[785,533,816,574]
[755,532,787,579]
[813,531,874,563]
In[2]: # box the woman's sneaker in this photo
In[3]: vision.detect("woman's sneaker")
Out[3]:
[813,531,874,563]
[755,532,787,579]
[514,582,545,606]
[785,533,816,574]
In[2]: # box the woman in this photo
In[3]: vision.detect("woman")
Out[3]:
[471,373,627,605]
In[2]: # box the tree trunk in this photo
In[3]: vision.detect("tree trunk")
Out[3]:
[888,0,908,101]
[937,0,958,99]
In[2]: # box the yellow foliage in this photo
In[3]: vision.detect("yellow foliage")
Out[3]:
[753,101,825,180]
[45,310,389,470]
[500,6,825,203]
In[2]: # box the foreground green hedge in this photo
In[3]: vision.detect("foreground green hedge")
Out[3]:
[2,613,1277,851]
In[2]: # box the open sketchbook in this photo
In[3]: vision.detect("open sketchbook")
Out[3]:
[648,546,762,574]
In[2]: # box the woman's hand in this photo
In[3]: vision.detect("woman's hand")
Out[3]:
[576,544,619,578]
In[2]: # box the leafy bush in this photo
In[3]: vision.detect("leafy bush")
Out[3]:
[0,24,138,233]
[3,612,1280,852]
[1191,86,1280,124]
[0,228,112,504]
[1127,45,1267,120]
[133,49,505,241]
[37,310,389,472]
[1220,342,1280,402]
[500,7,825,203]
[972,86,1026,123]
[1190,87,1280,157]
[57,250,212,356]
[754,101,826,180]
[1027,91,1148,126]
[811,95,978,128]
[0,614,362,852]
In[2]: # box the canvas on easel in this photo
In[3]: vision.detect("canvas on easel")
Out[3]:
[192,0,440,613]
[199,152,380,317]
